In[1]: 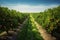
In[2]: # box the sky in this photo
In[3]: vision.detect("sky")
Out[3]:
[0,0,60,13]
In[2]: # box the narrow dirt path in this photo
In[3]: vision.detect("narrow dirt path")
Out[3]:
[30,14,56,40]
